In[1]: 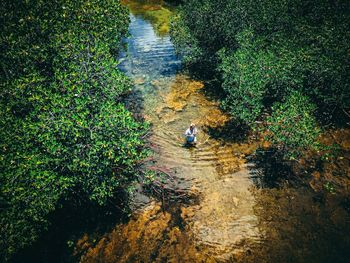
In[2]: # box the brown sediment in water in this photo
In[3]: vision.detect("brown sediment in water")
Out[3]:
[242,128,350,263]
[154,75,230,128]
[77,203,215,263]
[160,77,204,112]
[289,128,350,194]
[121,0,173,36]
[244,185,350,263]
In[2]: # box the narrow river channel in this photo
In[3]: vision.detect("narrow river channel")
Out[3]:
[77,1,350,262]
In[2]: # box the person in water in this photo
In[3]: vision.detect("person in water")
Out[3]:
[185,123,198,144]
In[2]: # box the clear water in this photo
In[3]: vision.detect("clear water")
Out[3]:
[120,10,261,260]
[118,15,181,79]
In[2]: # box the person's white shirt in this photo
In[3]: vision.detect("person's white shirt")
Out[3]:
[185,127,198,142]
[185,126,197,135]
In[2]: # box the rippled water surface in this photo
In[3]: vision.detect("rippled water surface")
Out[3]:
[77,2,350,262]
[120,7,261,251]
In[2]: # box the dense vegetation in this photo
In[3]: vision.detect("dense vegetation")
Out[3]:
[0,0,148,260]
[172,0,350,159]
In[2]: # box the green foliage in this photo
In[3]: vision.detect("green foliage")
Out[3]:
[218,31,279,124]
[324,182,336,194]
[266,91,321,159]
[172,0,350,157]
[0,0,148,260]
[170,13,203,64]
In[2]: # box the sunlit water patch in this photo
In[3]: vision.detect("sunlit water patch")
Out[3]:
[118,14,181,80]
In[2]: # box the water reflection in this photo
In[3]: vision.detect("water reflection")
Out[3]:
[118,17,181,82]
[121,0,173,36]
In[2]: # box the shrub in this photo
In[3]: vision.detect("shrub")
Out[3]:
[0,0,148,260]
[172,0,350,158]
[266,91,321,160]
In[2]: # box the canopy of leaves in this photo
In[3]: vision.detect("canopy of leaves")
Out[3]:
[172,0,350,157]
[0,0,148,260]
[266,91,321,159]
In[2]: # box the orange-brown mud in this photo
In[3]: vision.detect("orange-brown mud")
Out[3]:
[77,203,214,263]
